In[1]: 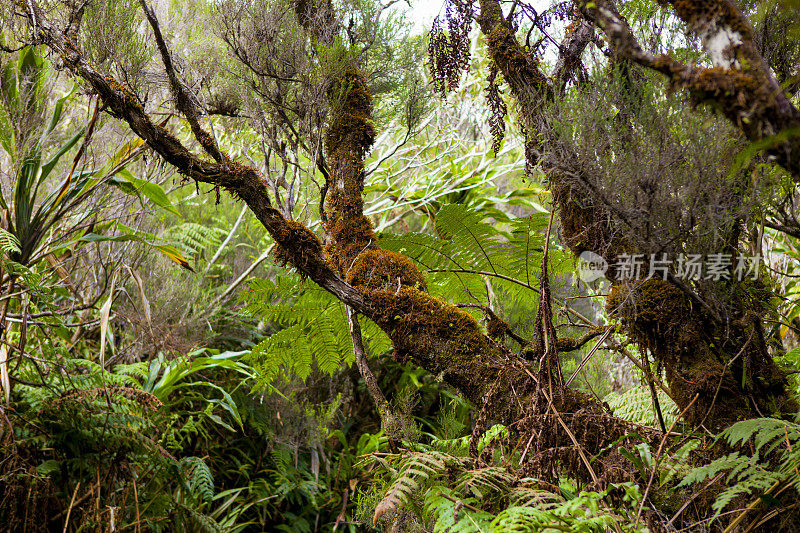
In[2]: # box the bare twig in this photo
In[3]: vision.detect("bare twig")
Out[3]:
[346,306,394,426]
[635,394,700,525]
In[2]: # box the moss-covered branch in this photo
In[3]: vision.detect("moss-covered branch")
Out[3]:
[578,0,800,180]
[475,0,797,429]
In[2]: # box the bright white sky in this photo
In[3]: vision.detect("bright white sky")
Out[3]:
[400,0,554,33]
[402,0,445,32]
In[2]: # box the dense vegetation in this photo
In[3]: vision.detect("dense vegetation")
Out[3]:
[2,0,800,531]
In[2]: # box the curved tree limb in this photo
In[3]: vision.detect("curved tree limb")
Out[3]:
[578,0,800,179]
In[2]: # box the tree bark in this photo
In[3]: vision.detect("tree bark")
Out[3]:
[476,0,797,430]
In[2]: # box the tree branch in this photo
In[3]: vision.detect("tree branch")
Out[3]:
[577,0,800,179]
[138,0,225,163]
[21,0,365,313]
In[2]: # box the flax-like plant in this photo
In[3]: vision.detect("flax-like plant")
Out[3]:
[0,46,188,400]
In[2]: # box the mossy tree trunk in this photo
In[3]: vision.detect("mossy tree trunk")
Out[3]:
[476,0,797,430]
[15,0,797,490]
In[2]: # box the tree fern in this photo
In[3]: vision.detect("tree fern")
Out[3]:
[379,204,571,326]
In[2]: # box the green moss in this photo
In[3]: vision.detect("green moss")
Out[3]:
[346,249,426,292]
[271,219,324,277]
[364,286,493,400]
[606,279,686,325]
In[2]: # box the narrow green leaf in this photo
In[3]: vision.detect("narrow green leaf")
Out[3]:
[116,168,181,216]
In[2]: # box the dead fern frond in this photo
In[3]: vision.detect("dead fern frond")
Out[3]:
[53,386,163,411]
[428,0,475,96]
[486,64,507,153]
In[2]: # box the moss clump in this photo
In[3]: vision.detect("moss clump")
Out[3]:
[486,313,508,340]
[366,287,492,400]
[271,219,324,277]
[670,0,753,41]
[346,249,426,292]
[606,278,698,369]
[477,1,550,100]
[552,182,612,259]
[324,67,376,155]
[324,210,376,273]
[606,279,687,326]
[320,65,381,272]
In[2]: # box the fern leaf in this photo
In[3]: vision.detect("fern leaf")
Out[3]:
[455,467,514,500]
[0,229,21,254]
[424,487,494,533]
[181,456,214,502]
[373,451,452,525]
[605,386,678,429]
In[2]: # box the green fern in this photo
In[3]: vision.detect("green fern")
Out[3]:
[455,467,514,500]
[491,484,640,532]
[379,204,571,328]
[679,416,800,519]
[373,450,460,524]
[242,204,566,387]
[363,430,649,532]
[162,222,226,257]
[507,483,563,508]
[424,487,495,532]
[181,456,215,502]
[605,386,678,429]
[242,276,391,386]
[0,228,21,254]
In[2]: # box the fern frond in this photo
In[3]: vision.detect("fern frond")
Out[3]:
[605,386,678,429]
[491,506,563,532]
[181,456,214,502]
[455,467,514,500]
[379,204,553,325]
[507,483,563,508]
[0,228,21,254]
[244,277,356,385]
[373,451,455,525]
[423,486,494,533]
[248,325,313,384]
[680,417,800,519]
[162,222,226,257]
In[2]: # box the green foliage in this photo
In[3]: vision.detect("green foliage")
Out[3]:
[373,450,461,521]
[679,416,800,519]
[380,204,544,305]
[3,346,261,531]
[182,456,215,502]
[164,222,228,258]
[365,440,648,532]
[424,487,495,532]
[241,276,360,386]
[0,47,187,275]
[605,386,679,429]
